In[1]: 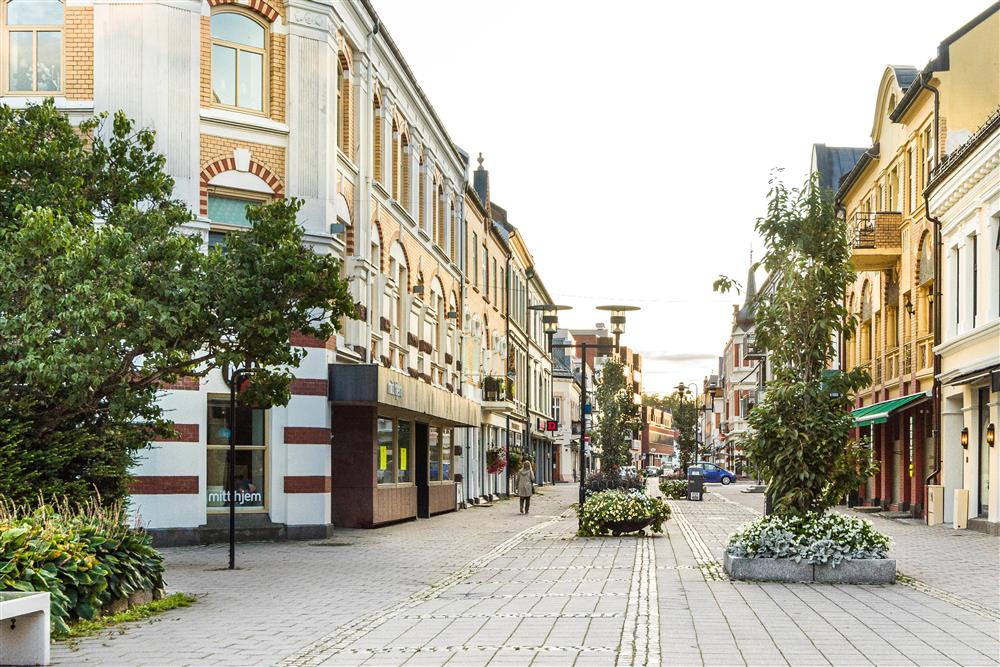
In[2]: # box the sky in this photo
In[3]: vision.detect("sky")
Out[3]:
[370,0,991,394]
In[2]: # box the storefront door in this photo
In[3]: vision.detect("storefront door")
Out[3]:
[978,388,990,517]
[416,422,429,518]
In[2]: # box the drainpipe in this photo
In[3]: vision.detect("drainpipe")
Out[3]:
[920,72,943,494]
[504,254,512,498]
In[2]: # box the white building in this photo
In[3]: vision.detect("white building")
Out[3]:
[928,109,1000,533]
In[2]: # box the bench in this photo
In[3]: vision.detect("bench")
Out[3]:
[0,592,50,666]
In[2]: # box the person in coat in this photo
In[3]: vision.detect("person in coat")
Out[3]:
[516,459,535,514]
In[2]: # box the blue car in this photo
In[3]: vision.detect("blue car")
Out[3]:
[690,462,737,485]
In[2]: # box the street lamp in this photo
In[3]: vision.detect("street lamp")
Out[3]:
[222,359,259,570]
[531,303,640,505]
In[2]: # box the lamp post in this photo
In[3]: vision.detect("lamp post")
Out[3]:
[222,360,257,571]
[531,303,639,506]
[674,382,706,466]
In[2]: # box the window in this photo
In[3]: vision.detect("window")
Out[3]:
[733,343,741,368]
[376,417,394,484]
[907,149,915,212]
[492,257,498,304]
[391,118,400,200]
[441,428,452,481]
[211,10,266,113]
[206,397,266,510]
[397,420,411,483]
[971,234,978,327]
[924,127,934,186]
[888,167,898,210]
[428,426,440,481]
[553,397,561,425]
[207,191,266,227]
[471,232,479,289]
[954,247,961,326]
[372,96,384,183]
[336,57,351,156]
[4,0,62,93]
[483,251,490,299]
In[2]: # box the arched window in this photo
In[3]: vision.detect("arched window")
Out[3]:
[372,92,383,183]
[389,242,408,355]
[860,281,873,362]
[434,183,444,248]
[211,9,267,113]
[337,57,350,154]
[431,278,444,367]
[4,0,63,93]
[418,154,426,230]
[400,132,411,212]
[391,117,400,200]
[916,233,933,334]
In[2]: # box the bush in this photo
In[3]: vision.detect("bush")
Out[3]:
[577,490,671,537]
[726,512,891,565]
[659,479,687,499]
[583,468,643,496]
[0,498,165,635]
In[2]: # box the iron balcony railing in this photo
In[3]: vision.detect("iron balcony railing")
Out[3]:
[850,211,901,250]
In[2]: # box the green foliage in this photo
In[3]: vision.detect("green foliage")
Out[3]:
[714,175,871,516]
[576,490,671,537]
[594,360,641,470]
[0,100,354,505]
[643,392,698,470]
[61,593,196,640]
[0,497,165,635]
[727,512,891,565]
[658,479,688,499]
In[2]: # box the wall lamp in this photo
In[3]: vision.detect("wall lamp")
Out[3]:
[988,423,995,448]
[960,427,969,449]
[904,299,914,316]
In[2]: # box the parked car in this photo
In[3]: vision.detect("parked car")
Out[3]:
[644,466,660,477]
[689,462,737,485]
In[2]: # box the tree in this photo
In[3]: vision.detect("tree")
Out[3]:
[715,174,874,516]
[0,101,354,505]
[642,392,697,470]
[594,360,641,470]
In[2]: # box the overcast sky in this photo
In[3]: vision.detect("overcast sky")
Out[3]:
[370,0,990,394]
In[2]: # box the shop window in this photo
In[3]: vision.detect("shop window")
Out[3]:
[377,417,394,484]
[442,428,452,481]
[4,0,62,93]
[206,396,266,510]
[397,420,411,483]
[428,426,440,481]
[211,9,267,113]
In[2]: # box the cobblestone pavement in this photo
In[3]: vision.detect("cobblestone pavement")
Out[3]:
[51,481,1000,666]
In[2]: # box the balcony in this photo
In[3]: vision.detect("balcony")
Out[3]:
[481,375,516,414]
[850,211,902,271]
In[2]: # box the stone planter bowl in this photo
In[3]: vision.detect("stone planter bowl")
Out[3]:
[724,552,895,584]
[604,518,653,536]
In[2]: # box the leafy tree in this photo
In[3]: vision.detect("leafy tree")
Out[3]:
[642,392,697,470]
[715,174,874,516]
[594,359,640,470]
[0,100,354,505]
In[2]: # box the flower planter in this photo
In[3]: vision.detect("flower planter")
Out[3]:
[723,552,895,584]
[604,518,654,536]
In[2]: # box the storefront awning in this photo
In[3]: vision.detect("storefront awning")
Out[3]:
[328,364,480,426]
[852,392,929,427]
[938,359,1000,387]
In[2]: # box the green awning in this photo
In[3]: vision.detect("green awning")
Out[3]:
[852,392,929,427]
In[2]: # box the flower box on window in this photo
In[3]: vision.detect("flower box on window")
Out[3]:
[354,302,367,321]
[380,355,390,368]
[445,353,453,365]
[446,382,454,393]
[380,317,391,333]
[420,373,432,384]
[407,332,418,347]
[418,340,432,354]
[408,367,420,379]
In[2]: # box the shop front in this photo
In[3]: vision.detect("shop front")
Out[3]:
[328,365,479,528]
[852,391,932,514]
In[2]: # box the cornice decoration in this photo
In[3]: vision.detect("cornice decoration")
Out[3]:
[291,8,333,31]
[931,149,1000,220]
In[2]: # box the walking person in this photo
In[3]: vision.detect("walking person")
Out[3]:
[516,459,535,514]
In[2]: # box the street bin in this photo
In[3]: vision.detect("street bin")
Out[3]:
[686,467,705,501]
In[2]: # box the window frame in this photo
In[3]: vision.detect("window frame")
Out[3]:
[209,7,270,116]
[205,394,269,514]
[206,184,273,230]
[2,0,64,96]
[376,415,415,487]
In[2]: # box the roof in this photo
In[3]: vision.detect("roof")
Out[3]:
[891,3,1000,122]
[812,144,867,191]
[835,143,880,202]
[890,66,920,92]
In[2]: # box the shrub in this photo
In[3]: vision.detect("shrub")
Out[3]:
[577,490,671,537]
[583,468,644,496]
[0,497,165,635]
[659,479,688,499]
[726,512,891,565]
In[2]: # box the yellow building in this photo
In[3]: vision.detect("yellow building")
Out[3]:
[838,5,999,519]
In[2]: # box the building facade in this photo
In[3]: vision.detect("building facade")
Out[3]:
[839,7,998,518]
[927,108,1000,533]
[641,407,676,469]
[17,0,562,541]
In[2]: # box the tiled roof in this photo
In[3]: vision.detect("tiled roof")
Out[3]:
[813,145,868,191]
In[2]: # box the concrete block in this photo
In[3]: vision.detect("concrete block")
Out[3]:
[813,559,895,584]
[723,552,814,583]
